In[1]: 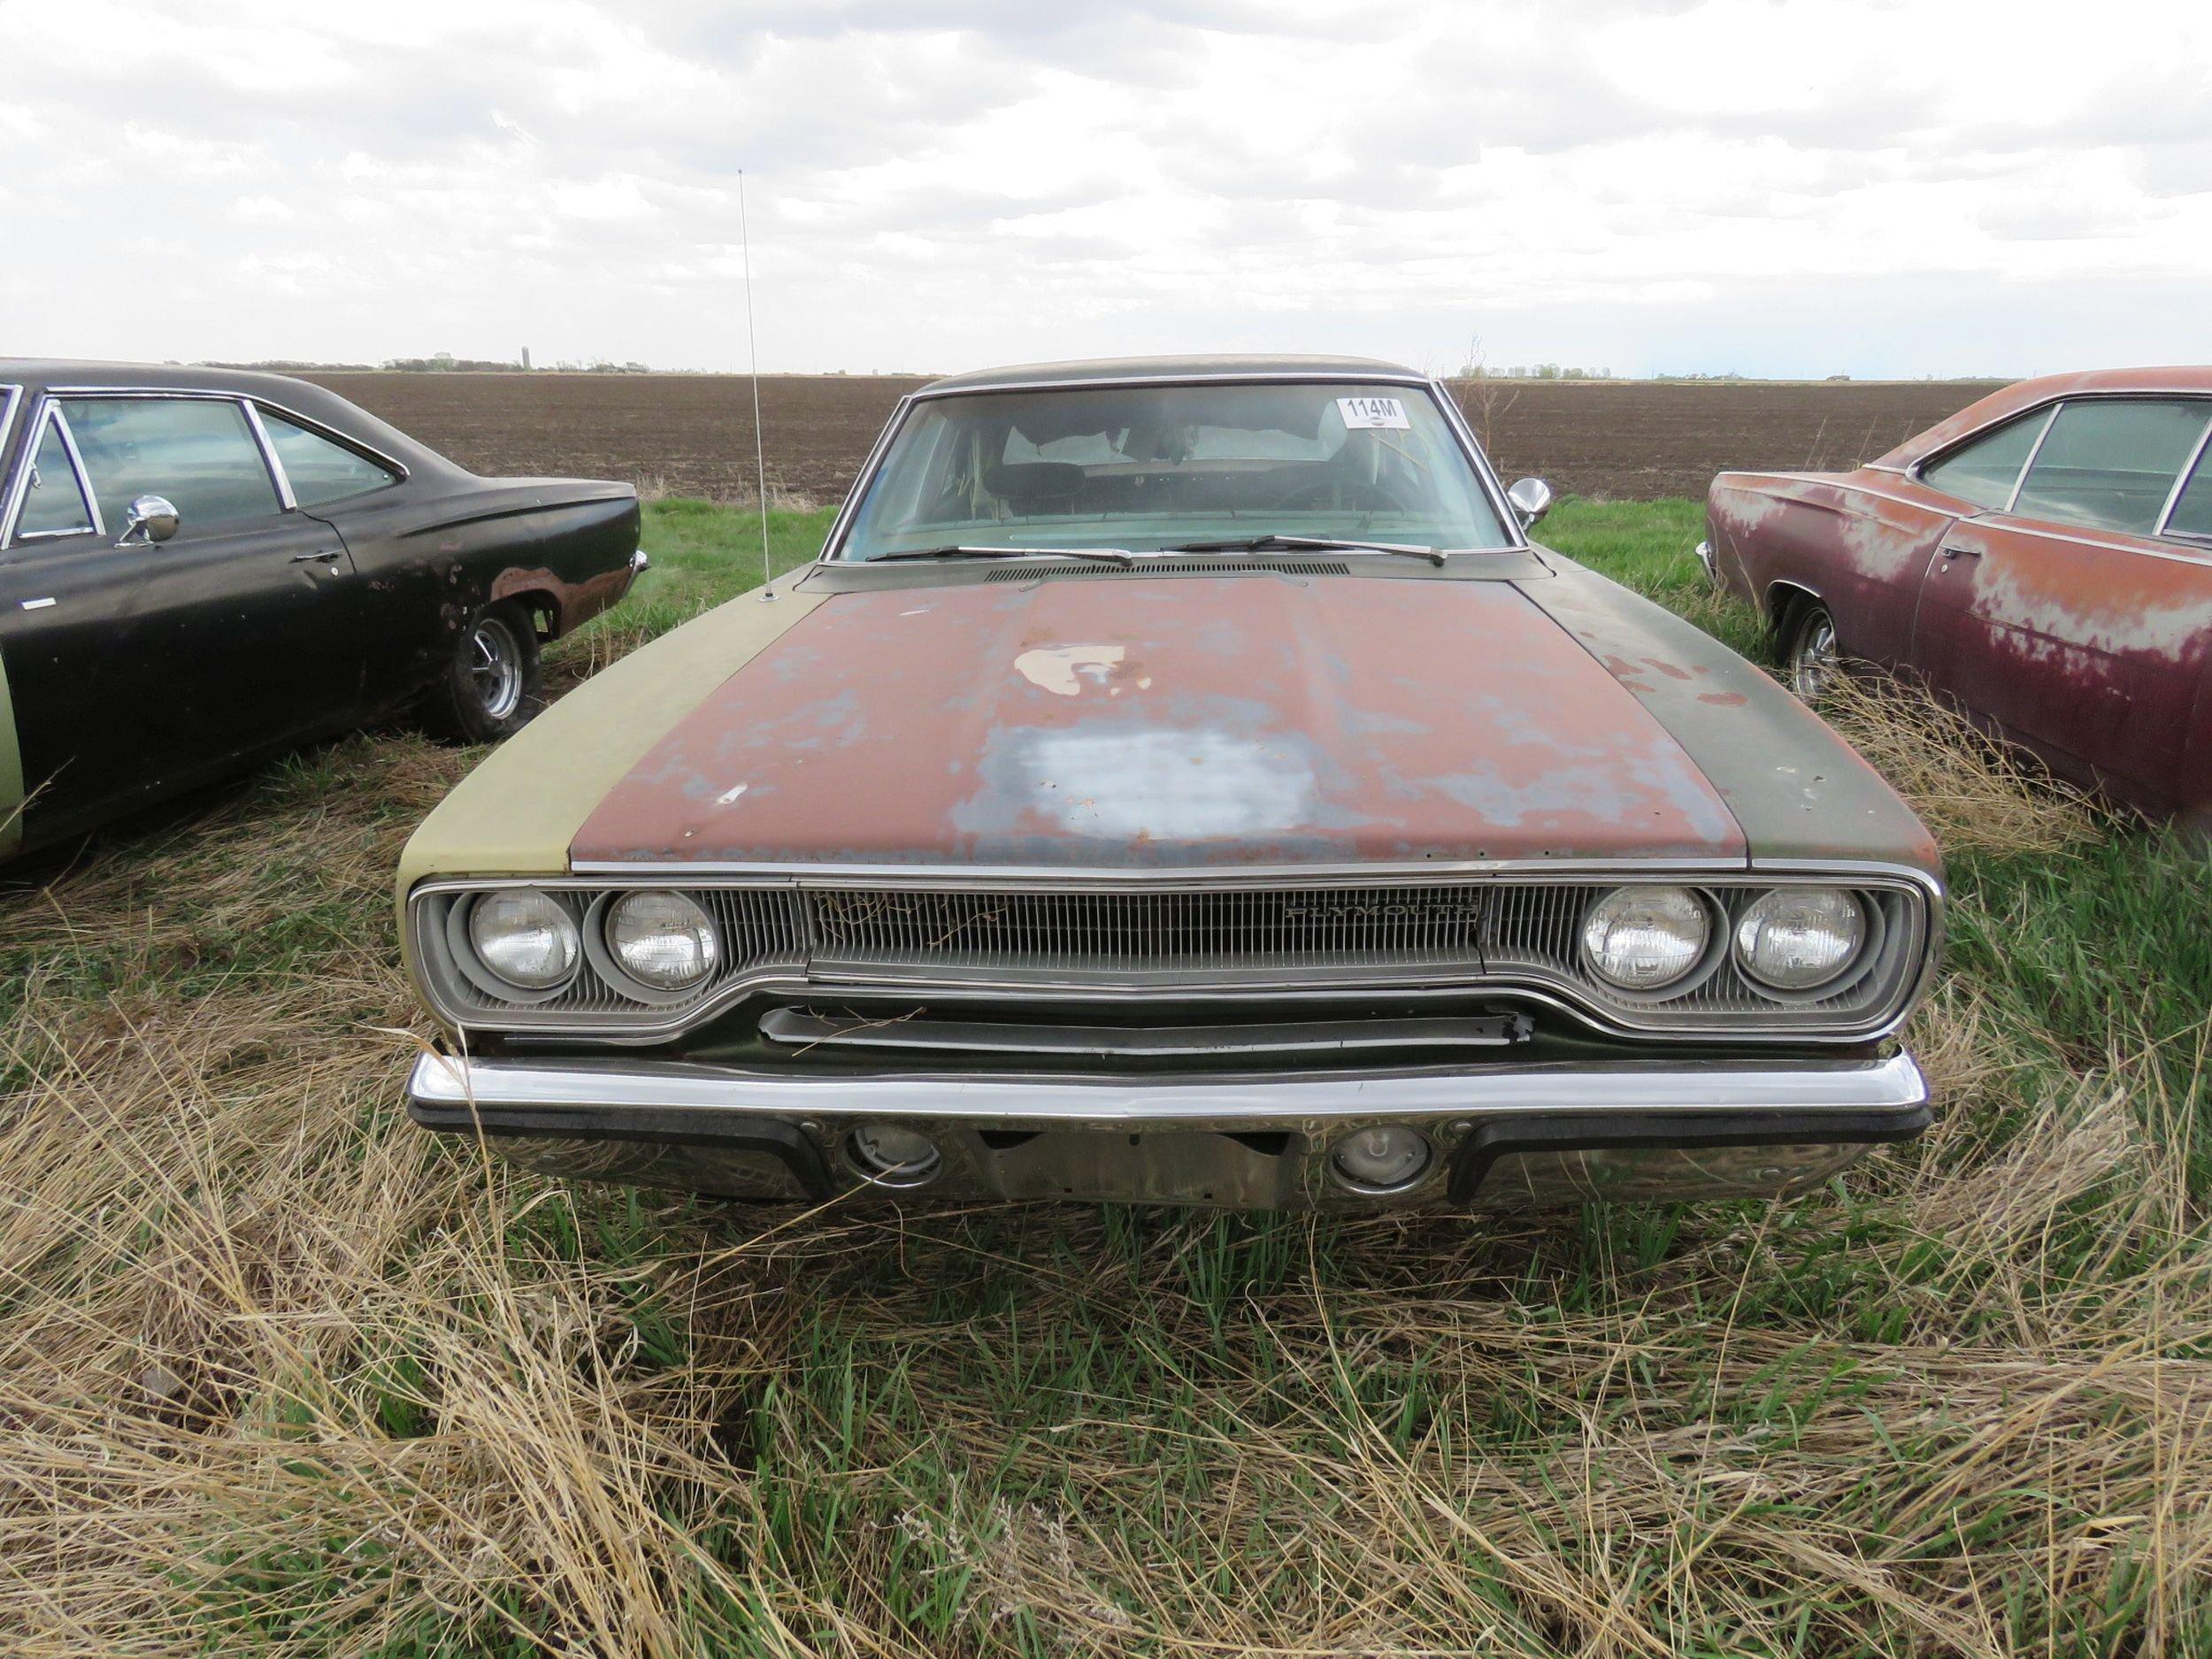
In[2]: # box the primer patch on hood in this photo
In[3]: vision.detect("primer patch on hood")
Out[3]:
[1015,644,1125,696]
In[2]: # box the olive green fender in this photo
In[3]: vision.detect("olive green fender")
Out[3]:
[395,588,830,981]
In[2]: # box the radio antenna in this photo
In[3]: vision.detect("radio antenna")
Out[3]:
[738,170,774,600]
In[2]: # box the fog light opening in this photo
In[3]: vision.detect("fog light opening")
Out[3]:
[1328,1125,1433,1194]
[847,1123,943,1188]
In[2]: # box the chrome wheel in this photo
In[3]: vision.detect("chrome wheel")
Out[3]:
[467,615,525,721]
[1789,609,1840,703]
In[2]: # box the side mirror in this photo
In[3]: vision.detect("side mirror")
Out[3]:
[118,495,180,546]
[1506,477,1553,528]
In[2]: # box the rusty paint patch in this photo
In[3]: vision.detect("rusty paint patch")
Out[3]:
[491,561,637,635]
[1711,366,2212,815]
[570,576,1749,869]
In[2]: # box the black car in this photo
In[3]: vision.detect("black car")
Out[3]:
[0,362,646,860]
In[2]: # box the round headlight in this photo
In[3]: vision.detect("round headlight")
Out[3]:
[606,890,719,990]
[1580,886,1709,991]
[1733,887,1865,990]
[467,887,580,990]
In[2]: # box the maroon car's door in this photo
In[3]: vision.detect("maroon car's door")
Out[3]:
[1909,397,2212,809]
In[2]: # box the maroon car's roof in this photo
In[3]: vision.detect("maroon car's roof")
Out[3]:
[1874,365,2212,471]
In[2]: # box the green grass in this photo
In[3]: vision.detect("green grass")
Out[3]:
[4,495,2208,1655]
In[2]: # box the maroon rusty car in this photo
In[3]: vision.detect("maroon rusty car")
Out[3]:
[1703,367,2212,823]
[398,357,1940,1213]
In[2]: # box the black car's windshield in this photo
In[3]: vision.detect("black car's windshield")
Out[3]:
[836,380,1513,560]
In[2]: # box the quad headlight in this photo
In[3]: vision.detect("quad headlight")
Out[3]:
[1732,886,1866,991]
[1579,885,1709,990]
[605,890,720,990]
[466,887,580,991]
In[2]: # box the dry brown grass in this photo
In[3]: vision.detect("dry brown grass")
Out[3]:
[1816,672,2105,859]
[4,740,2209,1655]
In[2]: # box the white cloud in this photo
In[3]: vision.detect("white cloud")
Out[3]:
[0,0,2207,375]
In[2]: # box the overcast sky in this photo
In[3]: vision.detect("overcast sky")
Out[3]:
[4,0,2208,380]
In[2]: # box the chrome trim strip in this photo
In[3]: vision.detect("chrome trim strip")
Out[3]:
[0,387,20,476]
[38,386,412,485]
[2154,412,2212,540]
[814,391,915,566]
[903,367,1436,402]
[47,408,105,540]
[561,856,1759,883]
[1427,373,1532,550]
[239,397,297,511]
[1908,388,2209,483]
[407,1047,1931,1125]
[2000,403,2062,516]
[0,396,51,547]
[1713,470,1964,520]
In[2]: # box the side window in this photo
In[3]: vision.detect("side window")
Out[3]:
[14,411,97,538]
[1921,408,2053,511]
[2167,446,2212,541]
[2010,399,2211,536]
[58,396,281,533]
[259,409,398,507]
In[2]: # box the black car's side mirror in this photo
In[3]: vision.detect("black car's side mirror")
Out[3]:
[1506,477,1553,528]
[118,495,180,546]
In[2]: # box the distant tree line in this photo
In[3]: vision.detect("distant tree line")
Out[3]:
[199,353,654,373]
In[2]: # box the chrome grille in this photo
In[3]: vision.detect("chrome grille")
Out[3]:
[409,874,1932,1041]
[808,885,1486,983]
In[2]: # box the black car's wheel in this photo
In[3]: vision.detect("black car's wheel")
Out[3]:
[1786,603,1842,703]
[421,601,545,743]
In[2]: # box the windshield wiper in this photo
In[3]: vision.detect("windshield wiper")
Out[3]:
[872,544,1136,567]
[1164,533,1447,566]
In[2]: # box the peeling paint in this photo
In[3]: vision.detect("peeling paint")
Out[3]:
[570,574,1751,868]
[1014,644,1127,697]
[1710,371,2212,817]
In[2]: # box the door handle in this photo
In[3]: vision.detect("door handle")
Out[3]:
[290,549,344,565]
[1939,545,1982,561]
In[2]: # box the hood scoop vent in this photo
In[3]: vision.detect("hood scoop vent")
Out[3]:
[984,558,1349,581]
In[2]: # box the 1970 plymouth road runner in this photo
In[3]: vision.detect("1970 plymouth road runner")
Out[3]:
[0,361,645,858]
[400,356,1941,1211]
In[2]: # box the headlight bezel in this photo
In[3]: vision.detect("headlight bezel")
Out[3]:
[448,886,584,1002]
[1577,883,1724,999]
[1731,884,1883,1001]
[586,888,723,1002]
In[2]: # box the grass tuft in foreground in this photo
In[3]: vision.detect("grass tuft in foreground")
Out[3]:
[2,498,2208,1655]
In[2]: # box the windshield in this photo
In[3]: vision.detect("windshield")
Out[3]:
[835,380,1513,559]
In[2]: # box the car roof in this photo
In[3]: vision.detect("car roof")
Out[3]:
[0,359,452,473]
[1875,365,2212,471]
[918,354,1425,394]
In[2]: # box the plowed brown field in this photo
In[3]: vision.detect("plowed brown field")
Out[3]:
[304,371,2003,503]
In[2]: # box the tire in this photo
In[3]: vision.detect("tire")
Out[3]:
[419,601,545,743]
[1784,603,1841,703]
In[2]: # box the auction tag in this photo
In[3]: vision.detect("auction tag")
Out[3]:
[1336,395,1411,430]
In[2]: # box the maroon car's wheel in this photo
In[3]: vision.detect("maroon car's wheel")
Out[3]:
[1786,604,1841,703]
[421,601,545,744]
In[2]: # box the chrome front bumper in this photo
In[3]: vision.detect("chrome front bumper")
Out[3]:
[1694,539,1719,587]
[407,1049,1931,1211]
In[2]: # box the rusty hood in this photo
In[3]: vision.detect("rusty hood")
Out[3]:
[568,573,1748,869]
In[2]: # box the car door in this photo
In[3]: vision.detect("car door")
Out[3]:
[1909,396,2212,807]
[0,390,368,839]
